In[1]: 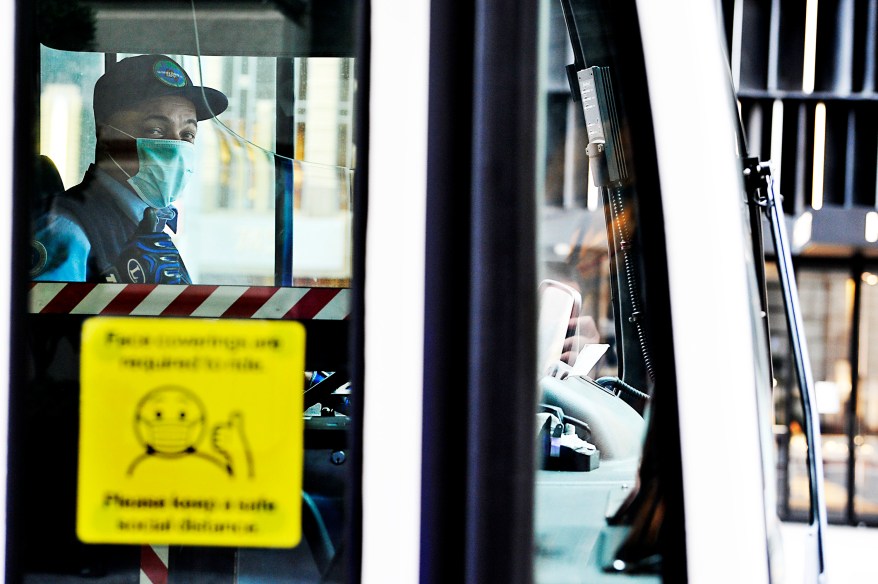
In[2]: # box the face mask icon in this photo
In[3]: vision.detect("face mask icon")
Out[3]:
[106,126,196,208]
[128,386,254,478]
[134,387,206,455]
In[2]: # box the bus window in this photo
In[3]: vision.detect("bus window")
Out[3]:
[531,0,827,580]
[534,0,669,579]
[13,1,359,582]
[529,0,782,580]
[33,5,355,287]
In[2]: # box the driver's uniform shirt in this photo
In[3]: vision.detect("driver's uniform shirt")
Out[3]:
[31,165,173,282]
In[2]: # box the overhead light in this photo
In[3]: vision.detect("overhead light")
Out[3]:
[811,103,826,210]
[769,100,784,195]
[866,211,878,243]
[862,272,878,286]
[793,212,813,249]
[803,0,819,93]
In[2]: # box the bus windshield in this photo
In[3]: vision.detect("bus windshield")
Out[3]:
[32,1,357,287]
[16,2,358,582]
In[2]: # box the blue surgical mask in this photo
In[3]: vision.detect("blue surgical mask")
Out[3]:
[106,126,195,208]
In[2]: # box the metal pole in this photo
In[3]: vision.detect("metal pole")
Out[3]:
[762,167,828,581]
[846,257,863,525]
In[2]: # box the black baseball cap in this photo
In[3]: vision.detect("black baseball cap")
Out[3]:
[93,54,229,123]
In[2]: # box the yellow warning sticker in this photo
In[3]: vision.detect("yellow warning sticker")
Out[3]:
[76,317,305,547]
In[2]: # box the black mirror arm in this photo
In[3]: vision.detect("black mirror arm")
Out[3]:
[753,160,829,579]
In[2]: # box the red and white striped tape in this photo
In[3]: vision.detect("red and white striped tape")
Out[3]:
[29,283,350,320]
[140,545,168,584]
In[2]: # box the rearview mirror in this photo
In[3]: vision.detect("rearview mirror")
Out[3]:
[537,279,581,374]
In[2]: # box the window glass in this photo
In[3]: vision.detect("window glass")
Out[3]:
[533,0,673,581]
[16,2,358,583]
[33,7,355,287]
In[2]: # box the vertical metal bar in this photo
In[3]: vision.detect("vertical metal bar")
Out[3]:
[275,58,295,287]
[782,352,793,519]
[347,1,369,581]
[275,157,294,287]
[764,170,828,579]
[419,0,474,581]
[744,158,774,390]
[6,1,39,580]
[846,257,863,524]
[467,0,538,581]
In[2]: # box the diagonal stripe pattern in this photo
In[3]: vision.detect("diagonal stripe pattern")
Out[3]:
[140,545,168,584]
[29,284,350,320]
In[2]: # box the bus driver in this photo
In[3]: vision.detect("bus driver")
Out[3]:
[31,54,228,284]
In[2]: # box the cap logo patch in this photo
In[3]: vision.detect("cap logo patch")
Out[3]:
[153,60,187,88]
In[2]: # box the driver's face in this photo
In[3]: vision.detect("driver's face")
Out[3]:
[98,95,198,178]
